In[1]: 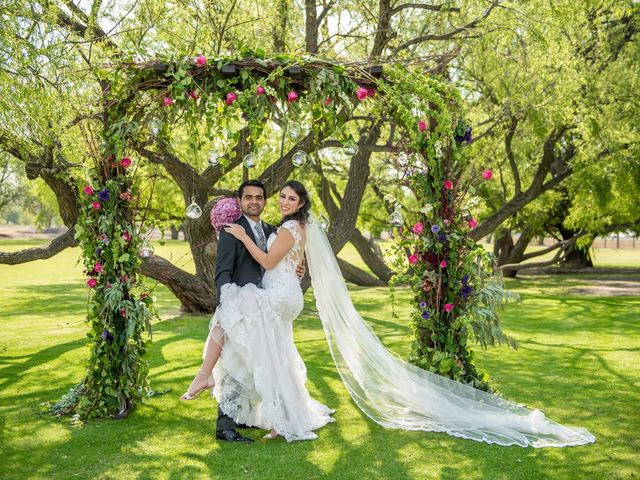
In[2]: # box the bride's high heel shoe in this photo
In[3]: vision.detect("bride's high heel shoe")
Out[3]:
[263,430,279,439]
[180,370,215,401]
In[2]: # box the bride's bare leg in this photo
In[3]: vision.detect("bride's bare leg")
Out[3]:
[181,326,224,400]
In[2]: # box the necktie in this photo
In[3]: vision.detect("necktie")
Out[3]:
[254,223,267,251]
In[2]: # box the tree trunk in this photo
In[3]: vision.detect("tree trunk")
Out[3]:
[500,228,534,277]
[559,228,594,268]
[141,255,216,313]
[349,228,394,282]
[169,224,180,240]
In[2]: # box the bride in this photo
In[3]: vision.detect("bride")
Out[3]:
[183,180,595,447]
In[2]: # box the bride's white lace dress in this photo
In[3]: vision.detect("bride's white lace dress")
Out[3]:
[206,220,335,441]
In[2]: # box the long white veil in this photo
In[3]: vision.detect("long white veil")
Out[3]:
[304,215,595,448]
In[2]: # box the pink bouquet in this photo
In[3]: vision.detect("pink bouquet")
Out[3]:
[210,197,242,231]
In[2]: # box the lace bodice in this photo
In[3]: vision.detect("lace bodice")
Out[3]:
[266,220,304,275]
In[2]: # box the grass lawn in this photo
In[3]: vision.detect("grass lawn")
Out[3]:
[0,240,638,479]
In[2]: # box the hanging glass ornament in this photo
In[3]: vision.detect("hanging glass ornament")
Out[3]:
[243,153,256,169]
[139,241,154,258]
[390,206,404,227]
[288,124,300,139]
[208,148,221,166]
[343,140,358,156]
[292,150,308,167]
[319,215,330,230]
[186,196,202,219]
[149,117,161,135]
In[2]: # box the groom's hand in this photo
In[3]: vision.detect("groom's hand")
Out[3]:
[296,258,306,280]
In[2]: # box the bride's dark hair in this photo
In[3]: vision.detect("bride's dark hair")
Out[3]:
[279,180,311,225]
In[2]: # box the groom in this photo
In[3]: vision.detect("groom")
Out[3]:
[214,179,303,442]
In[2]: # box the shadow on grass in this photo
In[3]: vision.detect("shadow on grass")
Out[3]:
[2,283,639,478]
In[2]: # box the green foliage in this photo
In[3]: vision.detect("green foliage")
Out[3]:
[380,66,516,389]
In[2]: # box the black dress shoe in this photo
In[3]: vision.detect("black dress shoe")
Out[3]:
[216,429,255,443]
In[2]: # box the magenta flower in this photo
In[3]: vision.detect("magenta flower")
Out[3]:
[408,253,419,265]
[444,303,454,313]
[189,90,200,100]
[440,260,448,268]
[412,222,424,234]
[418,120,427,132]
[444,180,453,190]
[120,157,132,168]
[366,87,376,98]
[121,308,127,317]
[468,219,478,228]
[91,201,101,210]
[94,262,103,273]
[123,231,131,242]
[87,278,98,288]
[163,97,173,107]
[482,169,493,180]
[83,185,94,195]
[195,55,207,66]
[225,92,238,106]
[210,197,242,231]
[256,85,266,95]
[287,91,299,102]
[324,97,332,106]
[356,87,368,101]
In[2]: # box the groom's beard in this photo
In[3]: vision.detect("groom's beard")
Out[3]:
[242,205,263,220]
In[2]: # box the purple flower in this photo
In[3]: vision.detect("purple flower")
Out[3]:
[461,274,469,284]
[419,301,427,309]
[210,197,242,231]
[95,247,102,256]
[101,329,114,343]
[431,224,441,233]
[459,285,473,299]
[455,124,473,144]
[97,189,110,202]
[100,234,110,244]
[438,232,446,242]
[421,310,430,320]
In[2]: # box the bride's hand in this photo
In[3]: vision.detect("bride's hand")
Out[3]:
[223,224,248,241]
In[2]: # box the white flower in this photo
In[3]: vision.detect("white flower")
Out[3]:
[420,204,434,215]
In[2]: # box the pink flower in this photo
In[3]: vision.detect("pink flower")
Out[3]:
[324,97,332,106]
[468,219,478,228]
[287,91,299,102]
[87,278,98,288]
[83,185,94,195]
[94,262,103,273]
[256,85,266,95]
[120,157,132,168]
[412,222,424,234]
[418,120,427,132]
[163,97,173,107]
[444,303,454,313]
[356,87,368,101]
[444,180,453,190]
[225,92,237,105]
[121,308,127,317]
[210,197,242,231]
[120,192,132,201]
[189,90,200,100]
[443,219,451,226]
[123,231,131,242]
[408,253,419,265]
[91,201,101,210]
[366,87,376,98]
[195,55,207,66]
[440,260,448,268]
[482,169,493,180]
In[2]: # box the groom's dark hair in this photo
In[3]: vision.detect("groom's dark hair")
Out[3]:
[237,179,267,199]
